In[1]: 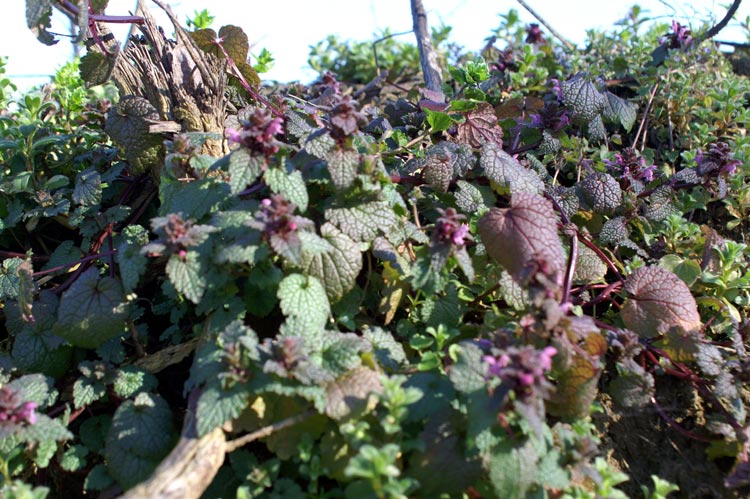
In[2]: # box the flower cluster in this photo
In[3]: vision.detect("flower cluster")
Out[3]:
[696,141,741,177]
[253,194,299,238]
[329,94,368,140]
[144,213,213,260]
[0,386,37,427]
[433,208,472,248]
[259,336,306,379]
[483,345,557,399]
[529,102,570,133]
[226,107,285,156]
[490,47,518,73]
[606,147,656,183]
[660,20,693,50]
[525,23,545,45]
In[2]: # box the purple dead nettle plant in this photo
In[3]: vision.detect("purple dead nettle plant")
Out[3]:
[483,343,558,400]
[0,386,37,427]
[660,20,693,50]
[142,213,216,261]
[606,146,657,185]
[226,107,285,158]
[696,141,742,177]
[433,208,472,248]
[525,23,545,45]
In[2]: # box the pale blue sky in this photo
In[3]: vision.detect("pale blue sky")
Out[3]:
[3,1,748,91]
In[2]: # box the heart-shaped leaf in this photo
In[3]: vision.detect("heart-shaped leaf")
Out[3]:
[621,266,702,338]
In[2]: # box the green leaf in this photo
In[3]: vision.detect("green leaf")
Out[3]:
[41,240,82,276]
[84,464,115,492]
[31,440,54,469]
[9,373,56,408]
[302,222,362,302]
[166,251,206,304]
[228,148,264,194]
[448,341,487,393]
[326,148,360,190]
[481,142,544,195]
[265,167,309,212]
[116,225,149,292]
[60,445,89,472]
[277,273,330,334]
[425,110,454,133]
[73,376,106,409]
[20,414,73,443]
[0,257,23,300]
[318,332,368,377]
[603,91,638,132]
[488,438,538,499]
[196,384,250,437]
[361,326,407,371]
[55,268,129,349]
[113,366,158,399]
[610,360,654,408]
[574,242,607,283]
[578,172,622,215]
[105,393,176,490]
[159,176,230,220]
[454,180,494,214]
[72,167,101,206]
[325,199,397,242]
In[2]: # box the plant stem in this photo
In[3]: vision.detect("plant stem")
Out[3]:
[32,250,117,278]
[224,410,313,452]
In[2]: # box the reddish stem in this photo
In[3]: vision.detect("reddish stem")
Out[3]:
[650,396,716,443]
[32,250,118,278]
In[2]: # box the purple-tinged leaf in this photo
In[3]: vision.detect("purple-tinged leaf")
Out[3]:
[455,180,495,214]
[603,91,638,132]
[579,172,622,215]
[325,200,397,242]
[477,192,565,286]
[325,367,382,420]
[610,359,654,408]
[621,266,702,339]
[560,73,606,122]
[480,143,544,195]
[547,316,606,420]
[456,102,504,147]
[26,0,57,45]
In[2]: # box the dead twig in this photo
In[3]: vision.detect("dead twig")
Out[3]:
[410,0,444,100]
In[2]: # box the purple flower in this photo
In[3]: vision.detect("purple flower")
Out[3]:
[525,24,545,45]
[660,20,693,49]
[0,386,38,427]
[433,208,473,248]
[226,107,285,156]
[482,345,557,399]
[606,147,656,184]
[696,141,741,177]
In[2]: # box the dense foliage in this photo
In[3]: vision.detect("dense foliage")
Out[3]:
[3,1,750,498]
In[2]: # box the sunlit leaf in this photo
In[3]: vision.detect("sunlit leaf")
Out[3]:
[456,102,504,147]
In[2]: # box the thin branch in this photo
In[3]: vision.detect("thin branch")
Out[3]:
[699,0,743,43]
[224,410,314,453]
[32,250,117,278]
[516,0,575,51]
[410,0,444,99]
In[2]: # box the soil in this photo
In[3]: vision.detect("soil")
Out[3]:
[594,376,748,499]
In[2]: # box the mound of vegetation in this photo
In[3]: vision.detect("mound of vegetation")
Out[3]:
[2,1,750,498]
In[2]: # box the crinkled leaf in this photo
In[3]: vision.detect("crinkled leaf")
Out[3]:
[489,438,538,499]
[455,179,494,214]
[41,240,82,276]
[26,0,56,45]
[9,373,56,408]
[84,464,114,491]
[231,60,261,89]
[286,109,316,140]
[73,167,101,206]
[191,25,248,63]
[105,96,163,175]
[12,331,71,378]
[19,414,72,443]
[423,148,454,193]
[587,114,606,141]
[326,148,359,190]
[603,91,638,131]
[325,199,397,242]
[560,73,606,122]
[481,143,544,195]
[117,225,149,292]
[302,223,362,302]
[277,273,330,333]
[265,167,308,213]
[498,269,530,310]
[361,326,407,371]
[55,268,128,349]
[610,359,655,408]
[477,192,565,285]
[159,176,230,220]
[113,366,158,399]
[0,257,23,300]
[60,445,89,472]
[547,316,606,420]
[318,332,368,377]
[16,259,35,323]
[325,367,382,420]
[228,148,264,194]
[73,376,106,409]
[304,129,336,159]
[166,251,206,304]
[448,341,488,393]
[574,242,607,283]
[599,216,630,246]
[79,52,114,87]
[579,172,622,215]
[105,393,176,490]
[456,102,503,147]
[196,384,250,437]
[425,109,453,132]
[621,266,702,338]
[643,185,675,221]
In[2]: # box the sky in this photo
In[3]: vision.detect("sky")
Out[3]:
[2,0,749,92]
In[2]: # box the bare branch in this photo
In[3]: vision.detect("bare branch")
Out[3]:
[410,0,444,100]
